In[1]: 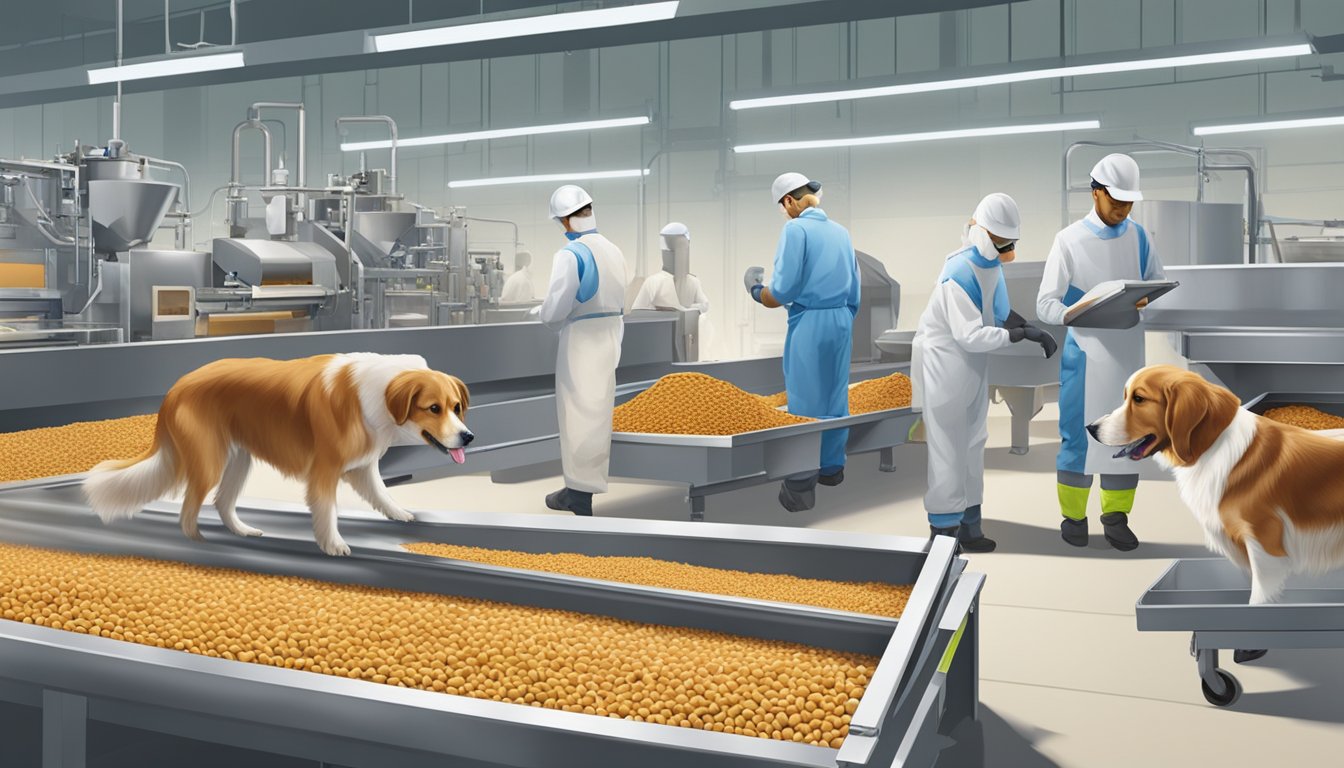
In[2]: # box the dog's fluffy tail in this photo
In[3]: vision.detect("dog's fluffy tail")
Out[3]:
[83,428,178,524]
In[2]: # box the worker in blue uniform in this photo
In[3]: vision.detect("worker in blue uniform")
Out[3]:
[744,172,860,513]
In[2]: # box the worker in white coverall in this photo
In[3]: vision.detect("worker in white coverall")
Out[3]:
[500,249,536,303]
[631,222,718,360]
[1037,154,1165,551]
[913,194,1057,552]
[538,185,629,516]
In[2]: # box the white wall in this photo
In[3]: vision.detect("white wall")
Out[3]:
[4,0,1342,357]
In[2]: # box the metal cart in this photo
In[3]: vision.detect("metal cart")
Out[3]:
[1136,558,1344,707]
[0,479,985,768]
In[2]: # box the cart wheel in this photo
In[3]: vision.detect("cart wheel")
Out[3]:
[1201,669,1242,707]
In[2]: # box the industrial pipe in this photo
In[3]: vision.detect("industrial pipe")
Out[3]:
[142,154,193,248]
[230,119,273,186]
[248,102,306,188]
[335,116,398,194]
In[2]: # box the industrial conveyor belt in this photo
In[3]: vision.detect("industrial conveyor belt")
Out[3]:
[1136,558,1344,708]
[0,482,984,768]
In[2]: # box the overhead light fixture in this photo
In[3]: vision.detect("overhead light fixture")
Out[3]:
[734,120,1101,154]
[730,42,1311,110]
[342,116,650,152]
[87,51,245,85]
[373,1,680,53]
[1194,114,1344,135]
[449,168,650,189]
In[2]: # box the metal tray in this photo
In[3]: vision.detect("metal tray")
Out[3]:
[0,483,984,767]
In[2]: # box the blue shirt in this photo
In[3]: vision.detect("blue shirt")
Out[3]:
[769,208,860,315]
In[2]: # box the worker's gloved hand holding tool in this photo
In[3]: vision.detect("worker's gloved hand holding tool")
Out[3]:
[1008,324,1058,359]
[743,266,765,303]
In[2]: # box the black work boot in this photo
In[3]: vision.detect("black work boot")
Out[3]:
[1060,517,1089,547]
[958,517,998,553]
[928,525,996,553]
[1234,649,1268,664]
[1099,512,1139,551]
[778,478,817,513]
[818,469,845,487]
[546,488,593,516]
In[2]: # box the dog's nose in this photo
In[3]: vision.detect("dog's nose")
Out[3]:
[1086,423,1101,439]
[460,431,474,445]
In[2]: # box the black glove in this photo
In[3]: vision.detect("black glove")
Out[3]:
[1008,324,1058,358]
[1004,309,1029,330]
[1024,325,1058,359]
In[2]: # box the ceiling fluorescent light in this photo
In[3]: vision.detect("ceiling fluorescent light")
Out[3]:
[449,169,650,189]
[88,51,245,85]
[734,120,1100,154]
[342,116,650,152]
[1194,114,1344,135]
[730,43,1311,110]
[374,1,680,53]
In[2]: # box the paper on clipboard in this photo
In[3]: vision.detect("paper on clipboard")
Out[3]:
[1063,279,1178,329]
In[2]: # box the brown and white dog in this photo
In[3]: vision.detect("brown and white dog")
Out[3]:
[84,353,472,556]
[1089,364,1344,604]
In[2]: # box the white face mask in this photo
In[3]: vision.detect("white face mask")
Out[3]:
[568,214,596,232]
[966,225,1000,264]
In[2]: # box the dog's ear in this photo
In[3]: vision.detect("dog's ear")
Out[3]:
[1164,376,1238,465]
[385,371,422,425]
[451,375,470,414]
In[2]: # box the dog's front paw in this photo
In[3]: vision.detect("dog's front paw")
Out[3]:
[319,537,352,557]
[383,506,416,523]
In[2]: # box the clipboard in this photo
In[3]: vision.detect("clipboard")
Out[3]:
[1064,280,1179,330]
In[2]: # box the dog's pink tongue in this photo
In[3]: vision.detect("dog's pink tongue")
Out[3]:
[449,447,466,464]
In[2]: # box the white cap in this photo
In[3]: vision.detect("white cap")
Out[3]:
[660,221,690,240]
[1090,154,1143,202]
[971,193,1021,240]
[549,184,594,220]
[770,172,821,204]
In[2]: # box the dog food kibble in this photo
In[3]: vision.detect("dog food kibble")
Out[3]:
[1263,405,1344,431]
[403,543,912,619]
[755,373,914,416]
[847,374,914,415]
[0,542,874,747]
[0,415,157,484]
[614,373,815,435]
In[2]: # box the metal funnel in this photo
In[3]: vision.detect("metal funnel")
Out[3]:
[89,179,179,253]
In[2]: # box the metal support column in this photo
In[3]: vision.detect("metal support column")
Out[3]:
[42,690,87,768]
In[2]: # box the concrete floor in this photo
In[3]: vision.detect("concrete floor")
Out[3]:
[240,402,1344,768]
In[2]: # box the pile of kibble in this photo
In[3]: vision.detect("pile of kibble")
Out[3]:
[402,543,911,619]
[0,542,874,747]
[613,373,815,435]
[0,414,157,484]
[1262,405,1344,431]
[754,373,913,416]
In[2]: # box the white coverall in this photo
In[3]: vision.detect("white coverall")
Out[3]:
[912,229,1015,526]
[630,271,718,360]
[540,232,629,493]
[501,267,535,303]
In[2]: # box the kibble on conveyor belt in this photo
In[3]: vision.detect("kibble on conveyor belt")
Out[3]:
[614,373,815,435]
[402,543,912,618]
[0,542,876,747]
[1262,405,1344,431]
[0,415,157,484]
[755,373,913,416]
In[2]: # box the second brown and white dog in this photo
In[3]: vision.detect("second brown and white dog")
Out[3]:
[84,353,472,556]
[1089,364,1344,604]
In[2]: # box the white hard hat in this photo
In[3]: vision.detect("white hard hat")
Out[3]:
[771,172,821,204]
[1090,154,1143,202]
[549,184,594,220]
[972,193,1021,240]
[660,221,690,239]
